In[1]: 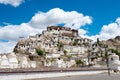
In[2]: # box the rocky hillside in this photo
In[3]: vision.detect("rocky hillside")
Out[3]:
[102,36,120,51]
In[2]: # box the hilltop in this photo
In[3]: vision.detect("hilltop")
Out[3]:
[14,26,93,68]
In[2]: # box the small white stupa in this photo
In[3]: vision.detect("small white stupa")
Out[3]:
[54,58,66,68]
[20,56,30,68]
[0,55,10,68]
[8,52,18,68]
[108,53,120,71]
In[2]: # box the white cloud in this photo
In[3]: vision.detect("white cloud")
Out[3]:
[89,17,120,41]
[0,0,24,7]
[0,23,43,54]
[0,23,42,41]
[29,8,92,29]
[0,41,16,53]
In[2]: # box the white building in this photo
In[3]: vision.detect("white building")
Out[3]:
[64,45,87,55]
[46,53,60,59]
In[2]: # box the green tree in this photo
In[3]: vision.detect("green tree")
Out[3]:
[73,39,78,46]
[36,48,44,56]
[97,38,99,44]
[97,38,103,46]
[64,49,67,56]
[76,59,84,65]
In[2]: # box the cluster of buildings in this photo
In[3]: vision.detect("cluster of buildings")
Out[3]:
[14,26,93,68]
[0,26,120,70]
[15,26,92,54]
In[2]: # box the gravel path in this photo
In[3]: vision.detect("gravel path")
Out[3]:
[29,73,120,80]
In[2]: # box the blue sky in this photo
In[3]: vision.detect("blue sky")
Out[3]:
[0,0,120,35]
[0,0,120,53]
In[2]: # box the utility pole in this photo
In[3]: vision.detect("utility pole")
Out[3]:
[87,49,90,67]
[105,45,110,76]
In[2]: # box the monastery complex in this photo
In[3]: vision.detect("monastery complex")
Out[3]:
[0,26,120,71]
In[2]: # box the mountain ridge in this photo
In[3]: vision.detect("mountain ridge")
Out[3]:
[102,36,120,51]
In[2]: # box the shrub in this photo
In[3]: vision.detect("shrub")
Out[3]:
[36,49,44,56]
[76,59,84,65]
[64,50,67,55]
[73,39,78,46]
